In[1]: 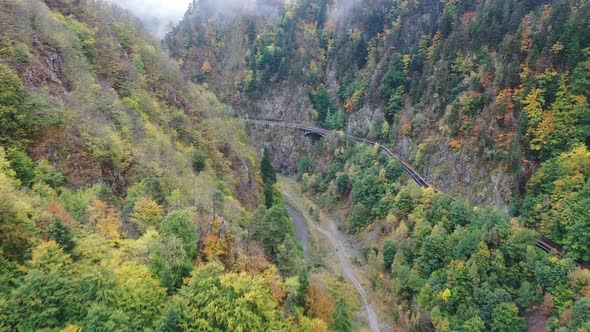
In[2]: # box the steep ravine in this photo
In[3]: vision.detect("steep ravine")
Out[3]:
[246,119,511,209]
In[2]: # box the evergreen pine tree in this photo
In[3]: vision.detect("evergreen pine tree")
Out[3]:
[332,297,353,332]
[383,240,396,271]
[260,147,277,185]
[297,268,309,307]
[260,147,277,208]
[157,306,183,332]
[49,218,75,253]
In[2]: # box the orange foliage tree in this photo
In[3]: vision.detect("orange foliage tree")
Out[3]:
[201,59,212,74]
[305,275,335,326]
[202,234,227,261]
[88,199,121,240]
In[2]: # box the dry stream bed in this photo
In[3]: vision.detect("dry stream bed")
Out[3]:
[280,176,393,332]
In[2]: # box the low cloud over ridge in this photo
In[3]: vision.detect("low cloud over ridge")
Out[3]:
[107,0,192,37]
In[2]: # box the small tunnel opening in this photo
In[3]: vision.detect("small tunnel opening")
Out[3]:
[303,131,324,143]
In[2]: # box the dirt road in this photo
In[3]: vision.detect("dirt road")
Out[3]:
[280,179,381,332]
[284,204,311,260]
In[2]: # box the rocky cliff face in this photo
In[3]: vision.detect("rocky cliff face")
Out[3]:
[246,124,313,174]
[345,106,512,208]
[165,0,590,208]
[240,82,315,123]
[0,0,262,211]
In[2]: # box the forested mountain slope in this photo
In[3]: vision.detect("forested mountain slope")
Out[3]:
[0,0,340,330]
[286,132,590,330]
[164,0,590,330]
[1,0,589,330]
[166,0,590,209]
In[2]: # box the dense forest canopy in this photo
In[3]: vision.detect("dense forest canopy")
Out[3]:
[0,0,347,330]
[296,137,590,330]
[0,0,589,331]
[164,0,590,330]
[166,0,590,205]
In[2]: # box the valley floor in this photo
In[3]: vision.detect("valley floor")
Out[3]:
[279,176,392,332]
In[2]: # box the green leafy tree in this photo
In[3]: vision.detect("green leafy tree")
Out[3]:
[130,196,164,233]
[175,263,288,331]
[544,78,589,156]
[426,194,452,226]
[157,306,183,332]
[383,240,396,271]
[261,147,278,208]
[252,205,300,272]
[562,185,590,260]
[351,172,386,208]
[392,263,423,301]
[149,234,192,292]
[34,159,65,188]
[570,298,590,330]
[524,78,588,158]
[297,268,309,306]
[534,256,575,292]
[522,145,590,260]
[386,86,404,122]
[0,153,34,262]
[0,64,27,144]
[491,303,526,332]
[336,174,350,196]
[448,199,472,230]
[325,109,347,130]
[138,177,168,206]
[311,84,336,124]
[395,188,414,214]
[516,281,541,310]
[418,231,449,277]
[13,43,31,64]
[385,160,404,183]
[191,150,207,172]
[6,242,80,330]
[381,53,407,106]
[6,148,35,187]
[261,147,277,185]
[502,228,538,266]
[275,236,303,275]
[463,316,485,332]
[59,14,97,60]
[346,203,371,232]
[0,249,18,295]
[82,303,131,331]
[160,210,198,258]
[297,158,311,179]
[60,188,91,221]
[50,218,76,253]
[571,48,590,95]
[114,263,167,329]
[332,297,353,332]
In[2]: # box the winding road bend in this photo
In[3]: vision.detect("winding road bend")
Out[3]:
[246,118,590,270]
[246,119,430,189]
[281,187,381,332]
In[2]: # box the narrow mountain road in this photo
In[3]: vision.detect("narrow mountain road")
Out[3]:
[246,119,431,189]
[248,119,590,270]
[280,179,381,332]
